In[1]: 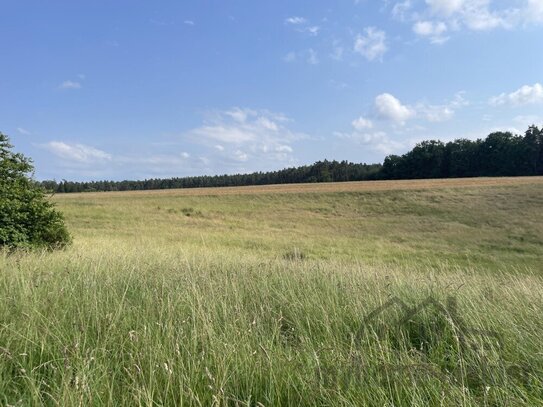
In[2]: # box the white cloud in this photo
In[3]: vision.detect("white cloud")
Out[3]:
[490,83,543,106]
[416,92,468,121]
[285,16,307,25]
[527,0,543,22]
[394,0,543,40]
[285,16,320,36]
[44,141,111,163]
[375,93,415,123]
[352,116,373,130]
[59,80,81,90]
[336,92,469,157]
[233,150,249,162]
[187,108,305,165]
[335,130,405,155]
[192,125,256,144]
[372,91,466,124]
[354,27,388,61]
[225,107,255,123]
[425,0,506,30]
[413,20,449,43]
[426,0,465,16]
[418,104,454,122]
[16,127,31,135]
[304,26,321,36]
[184,20,195,26]
[392,0,414,20]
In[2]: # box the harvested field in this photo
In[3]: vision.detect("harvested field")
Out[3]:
[56,176,543,198]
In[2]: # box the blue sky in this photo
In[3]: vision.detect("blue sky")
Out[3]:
[1,0,543,181]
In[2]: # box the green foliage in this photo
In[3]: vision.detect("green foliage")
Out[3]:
[0,132,70,249]
[382,125,543,180]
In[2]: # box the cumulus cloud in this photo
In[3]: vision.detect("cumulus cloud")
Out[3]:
[413,20,449,43]
[353,27,388,61]
[489,83,543,106]
[352,116,373,130]
[44,141,111,163]
[375,93,416,123]
[374,91,467,124]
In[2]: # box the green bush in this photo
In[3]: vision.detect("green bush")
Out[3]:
[0,132,70,249]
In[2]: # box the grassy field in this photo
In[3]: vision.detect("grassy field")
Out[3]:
[1,177,542,406]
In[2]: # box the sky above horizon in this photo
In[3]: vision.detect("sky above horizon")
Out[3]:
[1,0,543,181]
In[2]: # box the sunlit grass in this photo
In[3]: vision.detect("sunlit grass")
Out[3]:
[1,180,542,405]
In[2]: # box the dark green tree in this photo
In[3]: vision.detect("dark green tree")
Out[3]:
[0,132,70,249]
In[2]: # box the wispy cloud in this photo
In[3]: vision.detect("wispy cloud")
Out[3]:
[335,130,406,155]
[43,141,111,163]
[59,80,81,90]
[285,16,320,36]
[16,127,32,135]
[282,49,319,65]
[353,27,388,61]
[307,48,319,65]
[285,16,307,25]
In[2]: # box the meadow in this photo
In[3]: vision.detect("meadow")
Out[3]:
[1,177,542,406]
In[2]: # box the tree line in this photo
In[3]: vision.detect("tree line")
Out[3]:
[381,126,543,179]
[42,161,383,193]
[41,125,543,193]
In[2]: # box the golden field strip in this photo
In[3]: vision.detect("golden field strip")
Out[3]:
[56,176,543,198]
[1,177,542,406]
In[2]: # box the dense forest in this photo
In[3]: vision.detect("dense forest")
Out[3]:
[382,126,543,179]
[42,126,543,193]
